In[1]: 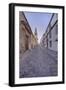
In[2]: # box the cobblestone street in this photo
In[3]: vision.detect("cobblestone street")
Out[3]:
[20,45,58,78]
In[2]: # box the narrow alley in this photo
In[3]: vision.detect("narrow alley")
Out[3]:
[20,45,57,78]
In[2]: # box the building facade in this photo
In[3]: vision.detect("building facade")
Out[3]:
[19,12,38,57]
[40,13,58,52]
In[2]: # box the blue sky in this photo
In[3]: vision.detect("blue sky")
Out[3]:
[24,12,52,43]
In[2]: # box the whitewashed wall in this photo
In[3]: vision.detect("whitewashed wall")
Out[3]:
[48,23,58,51]
[41,14,58,52]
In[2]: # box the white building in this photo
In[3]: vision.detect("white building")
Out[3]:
[40,13,58,52]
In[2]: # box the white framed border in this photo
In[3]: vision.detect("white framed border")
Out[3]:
[14,5,63,84]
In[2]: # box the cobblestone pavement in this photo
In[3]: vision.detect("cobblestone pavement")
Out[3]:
[19,45,58,78]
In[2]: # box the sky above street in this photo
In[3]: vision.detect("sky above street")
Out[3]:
[24,12,52,43]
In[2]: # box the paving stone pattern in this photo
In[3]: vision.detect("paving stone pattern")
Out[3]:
[19,45,58,78]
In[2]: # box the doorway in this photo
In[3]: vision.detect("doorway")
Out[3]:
[25,35,29,51]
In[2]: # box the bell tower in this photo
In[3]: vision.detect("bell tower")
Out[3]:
[34,28,38,41]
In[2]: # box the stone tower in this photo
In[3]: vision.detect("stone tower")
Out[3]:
[34,28,38,41]
[34,28,38,43]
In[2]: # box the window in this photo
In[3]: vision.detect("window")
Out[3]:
[49,41,52,47]
[55,38,58,42]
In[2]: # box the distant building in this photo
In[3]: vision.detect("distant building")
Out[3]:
[34,28,38,40]
[19,12,38,57]
[40,13,58,52]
